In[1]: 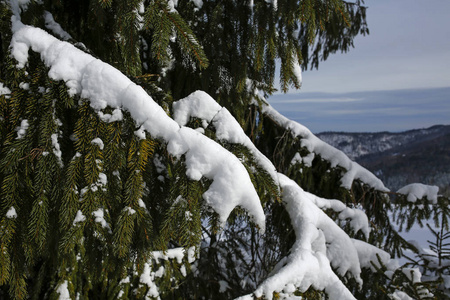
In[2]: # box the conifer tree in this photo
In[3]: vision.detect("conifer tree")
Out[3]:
[0,0,449,299]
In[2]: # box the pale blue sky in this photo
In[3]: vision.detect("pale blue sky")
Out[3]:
[268,0,450,133]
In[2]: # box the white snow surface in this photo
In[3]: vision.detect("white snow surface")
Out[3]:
[397,183,439,204]
[0,82,11,96]
[190,0,203,9]
[51,133,63,166]
[391,290,414,300]
[402,267,422,283]
[140,263,161,300]
[311,195,371,239]
[173,90,279,185]
[73,210,86,225]
[139,246,197,298]
[351,238,395,271]
[92,208,109,229]
[260,102,388,192]
[292,55,302,87]
[98,108,123,123]
[10,19,265,231]
[56,280,71,300]
[91,137,104,150]
[6,206,17,219]
[8,0,30,16]
[19,81,29,90]
[16,119,29,139]
[152,247,185,264]
[252,174,366,300]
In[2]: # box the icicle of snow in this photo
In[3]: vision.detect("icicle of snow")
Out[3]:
[259,102,388,192]
[10,20,265,232]
[16,119,29,139]
[397,183,439,204]
[251,174,361,300]
[43,11,72,40]
[56,281,71,300]
[6,206,17,219]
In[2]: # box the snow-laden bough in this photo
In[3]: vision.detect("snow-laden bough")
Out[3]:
[260,102,389,192]
[9,18,265,231]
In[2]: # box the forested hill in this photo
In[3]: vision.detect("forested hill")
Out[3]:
[317,125,450,196]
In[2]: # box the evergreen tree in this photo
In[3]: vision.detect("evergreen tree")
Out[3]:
[0,0,448,299]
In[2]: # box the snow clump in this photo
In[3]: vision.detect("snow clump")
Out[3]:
[397,183,439,204]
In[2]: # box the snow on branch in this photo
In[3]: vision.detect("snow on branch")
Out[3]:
[9,19,265,231]
[397,183,439,204]
[305,191,371,239]
[260,101,388,192]
[172,91,393,299]
[0,82,11,96]
[173,90,279,185]
[139,247,197,299]
[246,174,367,300]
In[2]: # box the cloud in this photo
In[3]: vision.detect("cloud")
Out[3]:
[283,1,450,94]
[270,95,362,104]
[268,87,450,133]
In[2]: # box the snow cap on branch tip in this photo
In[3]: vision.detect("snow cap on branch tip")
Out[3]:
[259,102,388,192]
[397,183,439,204]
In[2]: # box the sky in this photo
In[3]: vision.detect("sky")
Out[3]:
[268,0,450,133]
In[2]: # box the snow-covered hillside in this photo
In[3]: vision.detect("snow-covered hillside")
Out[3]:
[317,125,450,160]
[317,125,450,195]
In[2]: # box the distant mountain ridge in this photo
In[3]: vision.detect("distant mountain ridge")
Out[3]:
[317,125,450,195]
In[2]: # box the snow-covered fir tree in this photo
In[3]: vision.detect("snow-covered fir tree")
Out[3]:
[0,0,449,299]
